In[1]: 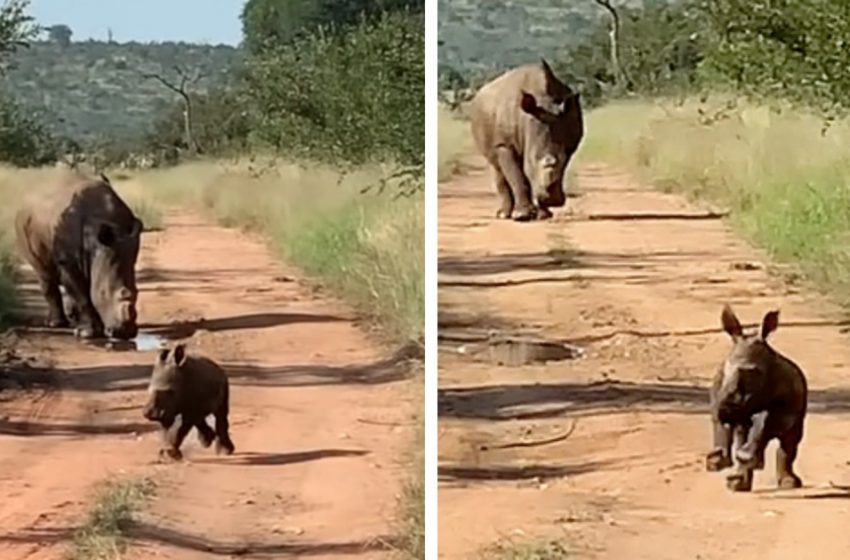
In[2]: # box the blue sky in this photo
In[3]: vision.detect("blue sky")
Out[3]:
[28,0,245,45]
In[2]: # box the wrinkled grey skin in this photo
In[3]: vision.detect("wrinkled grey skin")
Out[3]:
[142,343,235,461]
[470,59,584,221]
[15,173,143,340]
[706,305,808,492]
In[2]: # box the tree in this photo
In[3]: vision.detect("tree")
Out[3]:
[593,0,628,93]
[697,0,850,116]
[142,66,207,154]
[0,0,37,72]
[241,0,423,54]
[47,23,72,46]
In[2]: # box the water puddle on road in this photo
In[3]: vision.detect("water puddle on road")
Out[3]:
[444,330,585,367]
[88,332,170,353]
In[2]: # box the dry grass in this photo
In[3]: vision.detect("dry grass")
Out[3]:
[69,477,155,560]
[482,540,571,560]
[438,105,473,182]
[581,97,850,302]
[125,158,423,343]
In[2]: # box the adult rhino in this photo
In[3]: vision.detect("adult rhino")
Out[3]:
[15,172,144,340]
[470,59,584,221]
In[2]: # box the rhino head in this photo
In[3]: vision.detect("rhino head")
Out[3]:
[715,305,779,424]
[143,343,187,427]
[86,216,143,340]
[518,59,584,208]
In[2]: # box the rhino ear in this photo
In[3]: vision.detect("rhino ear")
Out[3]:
[520,91,539,116]
[171,343,188,368]
[157,348,170,364]
[721,304,743,339]
[540,58,556,81]
[760,310,780,340]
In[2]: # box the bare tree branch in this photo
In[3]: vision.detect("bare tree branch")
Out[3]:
[141,65,206,154]
[593,0,629,93]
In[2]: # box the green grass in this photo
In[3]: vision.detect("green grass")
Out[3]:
[581,96,850,304]
[132,158,424,344]
[483,540,570,560]
[69,478,156,560]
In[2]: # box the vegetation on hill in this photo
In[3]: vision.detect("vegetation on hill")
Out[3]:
[4,41,241,147]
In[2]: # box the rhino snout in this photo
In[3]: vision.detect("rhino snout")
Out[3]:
[142,402,159,421]
[106,323,138,340]
[535,181,566,208]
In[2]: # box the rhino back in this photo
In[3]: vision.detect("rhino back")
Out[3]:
[772,353,808,414]
[16,174,137,269]
[179,356,228,414]
[470,65,538,161]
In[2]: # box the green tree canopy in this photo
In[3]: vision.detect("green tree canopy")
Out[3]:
[241,0,422,54]
[46,23,72,46]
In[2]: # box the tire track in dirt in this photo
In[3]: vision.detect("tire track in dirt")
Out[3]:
[0,209,416,560]
[438,159,850,559]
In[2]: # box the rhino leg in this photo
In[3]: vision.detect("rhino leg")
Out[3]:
[493,171,514,219]
[39,266,69,328]
[706,417,733,472]
[195,417,216,448]
[735,411,768,470]
[726,463,754,492]
[57,265,103,339]
[214,387,235,456]
[163,420,192,461]
[495,147,536,221]
[776,421,803,489]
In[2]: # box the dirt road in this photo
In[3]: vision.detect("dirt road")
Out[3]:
[0,208,416,559]
[438,159,850,559]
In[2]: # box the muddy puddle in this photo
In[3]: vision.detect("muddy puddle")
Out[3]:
[442,330,585,367]
[88,332,170,352]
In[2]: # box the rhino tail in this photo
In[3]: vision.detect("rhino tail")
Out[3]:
[99,173,111,185]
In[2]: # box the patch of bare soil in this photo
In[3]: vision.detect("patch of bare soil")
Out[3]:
[438,160,850,559]
[0,210,416,560]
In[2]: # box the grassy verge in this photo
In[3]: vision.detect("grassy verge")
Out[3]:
[126,159,423,344]
[581,97,850,303]
[0,165,52,326]
[69,478,155,560]
[483,540,570,560]
[394,370,423,559]
[438,105,473,182]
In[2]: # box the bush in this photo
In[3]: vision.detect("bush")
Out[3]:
[242,11,424,174]
[0,95,58,166]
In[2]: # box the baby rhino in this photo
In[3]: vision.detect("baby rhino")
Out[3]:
[143,343,235,460]
[706,305,807,492]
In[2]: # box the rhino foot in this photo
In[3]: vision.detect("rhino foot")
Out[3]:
[74,325,102,339]
[46,317,70,329]
[215,438,235,456]
[512,207,538,222]
[496,207,513,219]
[159,447,183,461]
[537,207,553,220]
[778,474,802,490]
[726,472,753,492]
[705,449,732,472]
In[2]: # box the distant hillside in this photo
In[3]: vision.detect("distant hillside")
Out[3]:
[438,0,644,77]
[2,40,243,146]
